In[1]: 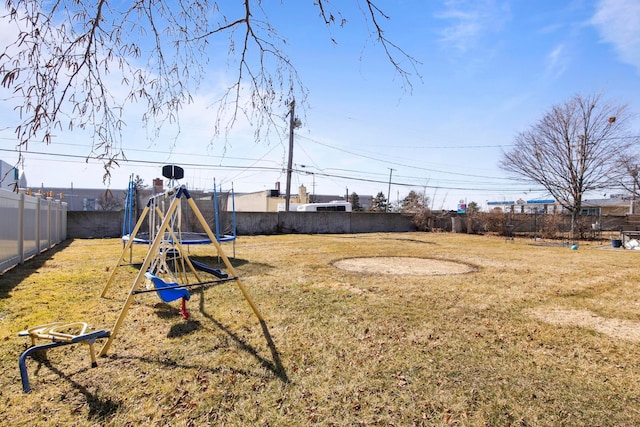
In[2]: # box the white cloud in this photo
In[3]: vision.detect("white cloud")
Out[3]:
[546,43,568,78]
[591,0,640,72]
[435,0,510,54]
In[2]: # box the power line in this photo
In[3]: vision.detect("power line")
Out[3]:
[1,138,284,166]
[0,148,282,172]
[295,134,511,181]
[291,167,540,193]
[1,146,541,193]
[11,126,618,186]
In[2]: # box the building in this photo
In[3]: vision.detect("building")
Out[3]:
[14,177,374,213]
[0,160,27,191]
[28,187,128,211]
[581,195,632,216]
[232,184,372,212]
[487,198,557,214]
[487,195,632,217]
[234,185,311,212]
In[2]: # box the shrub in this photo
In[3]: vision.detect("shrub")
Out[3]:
[412,208,433,231]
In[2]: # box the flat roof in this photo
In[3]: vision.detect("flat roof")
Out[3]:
[487,199,555,206]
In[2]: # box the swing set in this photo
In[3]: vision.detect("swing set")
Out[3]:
[18,168,263,392]
[100,183,263,355]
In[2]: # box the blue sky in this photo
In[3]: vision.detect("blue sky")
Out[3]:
[1,0,639,209]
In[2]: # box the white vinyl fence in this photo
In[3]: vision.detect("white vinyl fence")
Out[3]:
[0,189,67,273]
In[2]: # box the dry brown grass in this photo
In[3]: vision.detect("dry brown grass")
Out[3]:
[1,233,640,426]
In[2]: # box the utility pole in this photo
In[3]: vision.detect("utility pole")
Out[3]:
[299,164,316,203]
[632,165,638,215]
[387,168,395,212]
[311,173,315,203]
[285,100,300,212]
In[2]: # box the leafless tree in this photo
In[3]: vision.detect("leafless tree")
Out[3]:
[98,189,123,211]
[617,153,640,212]
[0,1,420,181]
[499,93,634,240]
[480,208,509,235]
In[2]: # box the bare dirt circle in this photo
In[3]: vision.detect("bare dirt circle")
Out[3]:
[333,256,476,276]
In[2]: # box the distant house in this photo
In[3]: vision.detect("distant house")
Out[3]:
[581,195,631,216]
[0,160,27,191]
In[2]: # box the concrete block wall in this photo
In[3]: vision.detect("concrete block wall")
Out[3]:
[67,211,123,238]
[67,211,415,238]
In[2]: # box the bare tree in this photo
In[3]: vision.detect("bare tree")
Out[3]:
[499,93,634,240]
[0,1,419,181]
[98,190,124,211]
[618,153,640,213]
[480,208,509,235]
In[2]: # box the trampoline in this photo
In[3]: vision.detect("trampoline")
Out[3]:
[121,170,237,247]
[122,231,235,245]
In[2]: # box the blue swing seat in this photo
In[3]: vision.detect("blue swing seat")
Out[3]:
[144,272,191,303]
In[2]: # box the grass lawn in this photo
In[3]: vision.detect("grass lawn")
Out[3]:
[1,232,640,426]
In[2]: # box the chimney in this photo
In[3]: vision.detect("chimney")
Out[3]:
[299,184,308,203]
[153,178,164,194]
